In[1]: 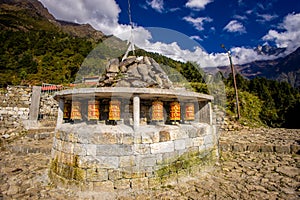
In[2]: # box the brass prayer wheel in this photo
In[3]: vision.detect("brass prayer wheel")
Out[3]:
[152,100,164,121]
[63,102,71,120]
[170,101,180,121]
[185,103,195,121]
[71,101,82,120]
[88,100,100,120]
[109,100,121,120]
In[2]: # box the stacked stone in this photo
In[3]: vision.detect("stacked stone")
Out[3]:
[0,86,31,133]
[219,128,300,154]
[49,123,218,191]
[98,56,173,89]
[39,93,58,123]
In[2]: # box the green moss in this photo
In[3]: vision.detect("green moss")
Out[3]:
[155,148,217,180]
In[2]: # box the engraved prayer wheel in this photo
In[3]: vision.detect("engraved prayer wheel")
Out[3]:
[71,101,82,120]
[170,101,180,121]
[63,102,71,120]
[185,103,195,121]
[88,100,100,120]
[109,100,121,120]
[152,100,164,121]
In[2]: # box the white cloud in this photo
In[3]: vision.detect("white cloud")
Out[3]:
[233,15,247,21]
[190,35,203,41]
[185,0,213,10]
[147,0,164,13]
[223,20,246,34]
[39,0,121,35]
[183,16,213,31]
[256,13,278,23]
[263,13,300,53]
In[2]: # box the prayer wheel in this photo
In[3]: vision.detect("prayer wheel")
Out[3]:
[71,101,82,120]
[152,100,164,121]
[170,101,180,121]
[88,100,100,120]
[109,100,121,120]
[185,103,195,121]
[63,102,71,120]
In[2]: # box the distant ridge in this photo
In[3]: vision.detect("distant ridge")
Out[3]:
[204,46,300,88]
[0,0,104,41]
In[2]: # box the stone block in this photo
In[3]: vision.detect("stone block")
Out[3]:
[137,155,157,167]
[185,138,193,148]
[119,155,136,167]
[86,144,97,156]
[260,145,274,152]
[96,144,132,156]
[150,141,174,154]
[114,179,131,189]
[61,141,74,153]
[203,134,214,146]
[95,156,119,169]
[192,137,204,147]
[142,134,153,144]
[108,169,123,180]
[162,151,178,163]
[148,177,161,188]
[73,143,87,156]
[274,145,290,154]
[232,143,246,152]
[93,181,114,192]
[159,131,170,142]
[122,167,146,179]
[118,134,134,145]
[291,144,300,154]
[131,177,149,189]
[133,144,150,154]
[247,144,261,152]
[86,168,108,182]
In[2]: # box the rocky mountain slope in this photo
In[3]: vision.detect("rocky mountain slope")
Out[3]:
[0,0,104,41]
[207,47,300,88]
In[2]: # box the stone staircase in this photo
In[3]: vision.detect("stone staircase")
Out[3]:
[3,127,55,154]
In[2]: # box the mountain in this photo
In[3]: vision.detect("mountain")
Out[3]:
[206,47,300,89]
[0,0,104,41]
[0,0,106,86]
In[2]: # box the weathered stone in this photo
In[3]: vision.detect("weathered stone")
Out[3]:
[96,144,132,156]
[274,145,290,153]
[261,145,274,152]
[174,139,186,150]
[276,166,300,178]
[93,181,114,192]
[114,179,131,189]
[159,131,170,142]
[131,177,149,189]
[86,168,108,181]
[150,141,174,154]
[119,156,136,167]
[106,58,120,73]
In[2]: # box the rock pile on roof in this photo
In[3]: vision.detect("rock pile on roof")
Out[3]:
[98,56,174,89]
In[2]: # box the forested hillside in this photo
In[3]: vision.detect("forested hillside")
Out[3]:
[0,0,103,86]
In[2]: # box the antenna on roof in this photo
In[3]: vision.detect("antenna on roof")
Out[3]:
[122,0,135,61]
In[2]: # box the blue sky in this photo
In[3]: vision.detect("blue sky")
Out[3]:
[39,0,300,67]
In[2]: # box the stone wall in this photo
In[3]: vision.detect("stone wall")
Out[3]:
[0,86,31,131]
[0,86,58,134]
[49,123,218,191]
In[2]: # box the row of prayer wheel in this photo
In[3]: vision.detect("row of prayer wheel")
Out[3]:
[63,100,195,121]
[152,101,195,121]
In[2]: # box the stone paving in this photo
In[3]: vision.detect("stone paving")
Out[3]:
[0,128,299,199]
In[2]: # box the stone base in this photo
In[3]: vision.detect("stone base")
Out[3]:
[49,123,218,191]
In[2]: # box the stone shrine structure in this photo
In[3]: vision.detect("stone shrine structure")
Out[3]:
[49,56,218,191]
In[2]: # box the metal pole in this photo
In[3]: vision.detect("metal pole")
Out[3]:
[221,44,241,120]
